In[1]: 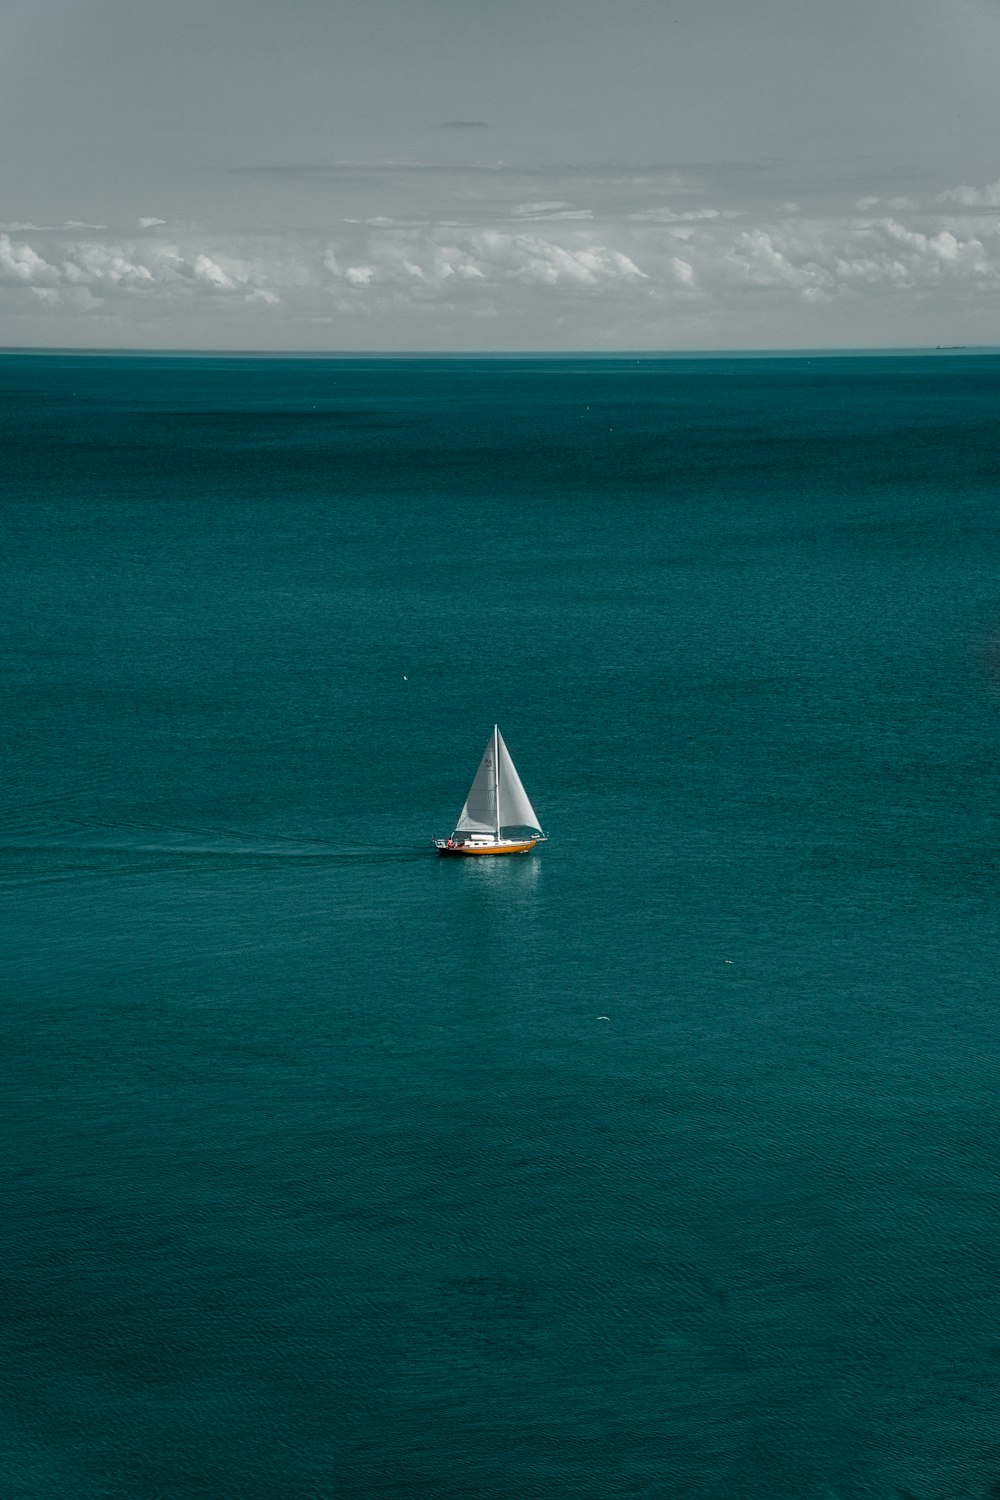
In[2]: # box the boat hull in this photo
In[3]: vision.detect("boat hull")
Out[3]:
[436,839,540,857]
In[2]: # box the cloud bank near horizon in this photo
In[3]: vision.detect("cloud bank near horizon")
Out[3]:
[3,174,1000,350]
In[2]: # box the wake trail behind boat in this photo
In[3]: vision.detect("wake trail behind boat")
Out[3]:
[0,807,429,873]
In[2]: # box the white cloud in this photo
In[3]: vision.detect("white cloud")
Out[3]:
[513,201,572,216]
[730,228,825,292]
[192,253,238,290]
[719,215,999,302]
[631,206,739,225]
[499,234,644,286]
[139,216,167,229]
[324,228,645,292]
[0,229,278,306]
[0,233,58,285]
[5,187,1000,346]
[63,242,156,288]
[8,215,998,313]
[855,195,918,211]
[510,201,593,222]
[938,177,1000,208]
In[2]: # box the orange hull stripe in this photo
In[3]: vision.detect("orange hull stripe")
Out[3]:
[439,840,538,856]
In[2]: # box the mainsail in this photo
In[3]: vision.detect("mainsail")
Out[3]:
[455,728,542,836]
[455,738,498,833]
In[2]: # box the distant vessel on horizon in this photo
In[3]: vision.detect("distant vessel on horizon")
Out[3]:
[435,726,546,856]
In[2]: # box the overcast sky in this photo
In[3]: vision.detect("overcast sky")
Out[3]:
[3,0,1000,350]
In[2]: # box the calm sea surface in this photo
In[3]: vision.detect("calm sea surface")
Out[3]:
[4,352,1000,1499]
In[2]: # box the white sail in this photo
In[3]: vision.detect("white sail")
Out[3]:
[455,738,498,833]
[454,728,542,836]
[496,730,542,833]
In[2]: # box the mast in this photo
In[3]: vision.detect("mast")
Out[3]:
[494,724,501,841]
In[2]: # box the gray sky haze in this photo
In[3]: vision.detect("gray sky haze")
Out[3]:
[3,0,1000,348]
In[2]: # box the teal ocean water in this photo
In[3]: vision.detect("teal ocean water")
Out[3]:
[4,351,1000,1499]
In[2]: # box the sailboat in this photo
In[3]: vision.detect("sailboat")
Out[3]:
[435,726,546,856]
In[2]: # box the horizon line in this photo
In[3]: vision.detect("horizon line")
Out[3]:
[1,344,999,360]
